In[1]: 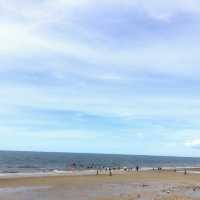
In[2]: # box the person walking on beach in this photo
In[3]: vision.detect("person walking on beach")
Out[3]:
[109,168,112,176]
[136,166,139,172]
[184,169,187,175]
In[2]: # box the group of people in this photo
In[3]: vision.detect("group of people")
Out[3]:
[96,165,140,176]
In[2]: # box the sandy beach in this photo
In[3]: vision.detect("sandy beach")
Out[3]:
[0,170,200,200]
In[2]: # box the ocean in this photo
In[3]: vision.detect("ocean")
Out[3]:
[0,151,200,173]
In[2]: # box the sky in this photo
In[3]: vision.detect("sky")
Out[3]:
[1,0,200,156]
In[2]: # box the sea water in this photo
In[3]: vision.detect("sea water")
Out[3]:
[0,151,200,173]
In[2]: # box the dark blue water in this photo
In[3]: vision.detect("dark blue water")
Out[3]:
[0,151,200,173]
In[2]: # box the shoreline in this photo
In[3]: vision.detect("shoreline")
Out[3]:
[0,166,200,179]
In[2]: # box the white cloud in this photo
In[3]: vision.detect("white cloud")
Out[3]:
[1,0,200,24]
[0,22,200,78]
[0,23,44,54]
[137,0,200,20]
[1,82,200,121]
[0,0,200,77]
[185,139,200,148]
[23,130,97,141]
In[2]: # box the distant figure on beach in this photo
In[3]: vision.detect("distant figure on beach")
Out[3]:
[109,168,112,176]
[158,167,162,171]
[71,162,76,169]
[184,169,187,175]
[174,168,177,172]
[136,166,139,172]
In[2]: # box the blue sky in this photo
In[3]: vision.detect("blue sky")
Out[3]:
[1,0,200,156]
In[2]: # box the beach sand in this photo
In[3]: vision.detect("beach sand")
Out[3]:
[0,171,200,200]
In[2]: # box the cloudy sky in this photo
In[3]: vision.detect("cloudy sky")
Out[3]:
[1,0,200,156]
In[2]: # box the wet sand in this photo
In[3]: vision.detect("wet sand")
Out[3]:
[0,171,200,200]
